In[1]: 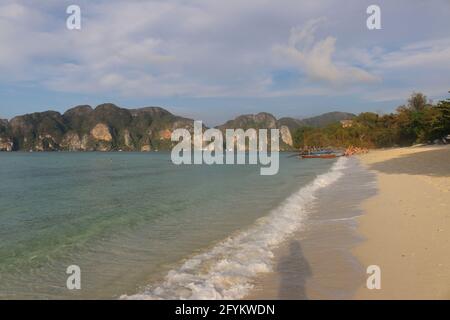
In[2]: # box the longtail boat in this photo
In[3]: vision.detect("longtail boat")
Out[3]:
[301,154,337,159]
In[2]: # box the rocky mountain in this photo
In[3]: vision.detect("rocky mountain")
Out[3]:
[278,111,356,131]
[216,113,293,150]
[0,118,13,151]
[215,111,354,150]
[1,104,194,152]
[299,111,356,127]
[217,112,278,130]
[0,105,354,152]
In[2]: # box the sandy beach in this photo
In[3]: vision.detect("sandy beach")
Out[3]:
[247,145,450,300]
[354,145,450,299]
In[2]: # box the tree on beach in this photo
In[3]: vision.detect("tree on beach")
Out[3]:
[433,93,450,139]
[406,92,431,112]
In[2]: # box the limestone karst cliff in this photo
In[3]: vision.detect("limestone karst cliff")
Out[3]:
[0,105,354,151]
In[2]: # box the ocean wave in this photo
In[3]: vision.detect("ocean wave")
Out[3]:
[121,157,348,300]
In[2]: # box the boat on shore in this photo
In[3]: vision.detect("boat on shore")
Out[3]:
[301,154,338,159]
[299,148,343,159]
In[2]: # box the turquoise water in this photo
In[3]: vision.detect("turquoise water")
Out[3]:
[0,152,337,299]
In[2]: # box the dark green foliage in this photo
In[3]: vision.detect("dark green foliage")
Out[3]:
[0,119,9,135]
[9,111,68,150]
[293,92,450,149]
[63,105,93,136]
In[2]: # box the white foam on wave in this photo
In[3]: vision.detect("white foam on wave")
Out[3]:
[122,157,348,300]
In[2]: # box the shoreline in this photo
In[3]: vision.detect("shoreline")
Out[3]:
[354,145,450,299]
[246,157,375,299]
[246,145,450,300]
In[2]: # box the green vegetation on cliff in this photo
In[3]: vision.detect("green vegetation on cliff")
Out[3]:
[1,104,194,151]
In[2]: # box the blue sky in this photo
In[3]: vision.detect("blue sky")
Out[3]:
[1,0,449,126]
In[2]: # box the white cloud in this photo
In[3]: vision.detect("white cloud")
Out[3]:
[273,18,380,84]
[0,0,449,104]
[378,38,450,70]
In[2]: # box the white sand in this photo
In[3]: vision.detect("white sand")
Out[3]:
[354,145,450,299]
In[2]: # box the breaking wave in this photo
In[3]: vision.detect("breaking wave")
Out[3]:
[122,157,348,300]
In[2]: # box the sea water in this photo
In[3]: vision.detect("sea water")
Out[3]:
[0,152,343,299]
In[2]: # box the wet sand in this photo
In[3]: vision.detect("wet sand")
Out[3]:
[247,158,376,299]
[354,145,450,299]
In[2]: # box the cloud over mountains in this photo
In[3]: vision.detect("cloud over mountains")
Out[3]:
[0,0,449,121]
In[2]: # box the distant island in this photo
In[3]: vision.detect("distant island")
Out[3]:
[0,92,448,152]
[0,103,353,152]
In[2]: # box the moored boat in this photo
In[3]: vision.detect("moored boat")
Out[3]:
[301,154,337,159]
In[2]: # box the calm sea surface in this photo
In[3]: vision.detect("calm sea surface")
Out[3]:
[0,152,338,299]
